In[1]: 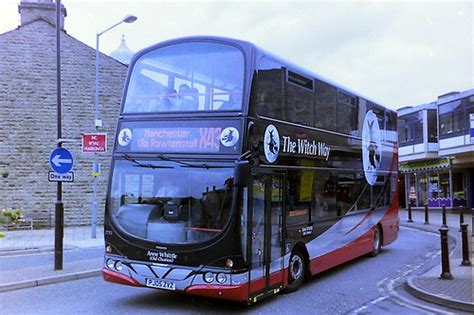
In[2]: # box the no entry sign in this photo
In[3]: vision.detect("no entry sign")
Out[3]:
[82,133,107,153]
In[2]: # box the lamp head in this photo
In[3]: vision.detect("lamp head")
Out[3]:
[123,15,138,23]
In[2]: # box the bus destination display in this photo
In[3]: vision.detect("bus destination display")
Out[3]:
[116,120,241,154]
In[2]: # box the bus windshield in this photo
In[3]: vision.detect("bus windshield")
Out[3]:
[123,42,245,113]
[109,159,234,245]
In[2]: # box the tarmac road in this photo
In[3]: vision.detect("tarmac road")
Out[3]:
[0,226,463,315]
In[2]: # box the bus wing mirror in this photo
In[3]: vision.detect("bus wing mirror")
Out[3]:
[234,160,250,187]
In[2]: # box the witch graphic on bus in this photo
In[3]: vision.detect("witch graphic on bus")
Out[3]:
[362,110,382,185]
[367,120,381,170]
[264,124,279,163]
[118,128,132,146]
[220,127,239,147]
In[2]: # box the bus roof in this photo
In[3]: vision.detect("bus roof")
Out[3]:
[131,35,394,114]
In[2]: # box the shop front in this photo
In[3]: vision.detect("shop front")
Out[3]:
[400,158,467,208]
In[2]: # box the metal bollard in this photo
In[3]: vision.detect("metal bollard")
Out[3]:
[459,207,464,232]
[424,204,429,225]
[460,223,471,266]
[441,205,448,228]
[407,205,413,223]
[439,227,453,280]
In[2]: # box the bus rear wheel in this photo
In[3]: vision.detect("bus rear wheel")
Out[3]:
[369,225,382,257]
[284,250,305,292]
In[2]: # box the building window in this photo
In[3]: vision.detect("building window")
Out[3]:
[416,173,427,207]
[439,170,450,204]
[439,96,474,139]
[452,172,466,207]
[408,174,417,207]
[398,111,423,145]
[427,110,437,143]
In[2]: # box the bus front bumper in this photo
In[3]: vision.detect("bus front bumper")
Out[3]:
[101,259,249,303]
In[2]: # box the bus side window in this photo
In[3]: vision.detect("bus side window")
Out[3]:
[256,91,271,115]
[253,66,285,119]
[285,81,313,126]
[314,79,337,131]
[286,170,310,225]
[311,171,337,219]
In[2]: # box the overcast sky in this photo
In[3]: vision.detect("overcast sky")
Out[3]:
[0,0,472,109]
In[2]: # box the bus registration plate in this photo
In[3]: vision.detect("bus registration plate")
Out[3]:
[145,278,176,291]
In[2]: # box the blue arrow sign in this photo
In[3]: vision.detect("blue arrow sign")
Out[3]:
[49,148,74,174]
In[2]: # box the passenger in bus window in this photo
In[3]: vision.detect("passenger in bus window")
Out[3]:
[177,84,198,111]
[189,87,199,110]
[155,88,177,111]
[220,87,242,110]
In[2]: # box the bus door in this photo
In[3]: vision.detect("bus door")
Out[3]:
[249,174,284,299]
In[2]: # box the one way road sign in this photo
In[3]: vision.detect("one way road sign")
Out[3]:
[49,148,74,174]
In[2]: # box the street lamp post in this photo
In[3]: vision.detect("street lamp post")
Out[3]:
[92,15,137,238]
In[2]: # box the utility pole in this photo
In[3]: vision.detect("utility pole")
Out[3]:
[55,0,64,270]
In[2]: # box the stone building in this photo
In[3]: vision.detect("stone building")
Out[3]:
[0,0,128,225]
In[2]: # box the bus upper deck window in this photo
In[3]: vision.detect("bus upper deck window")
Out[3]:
[123,42,245,113]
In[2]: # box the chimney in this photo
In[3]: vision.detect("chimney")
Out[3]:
[18,0,67,30]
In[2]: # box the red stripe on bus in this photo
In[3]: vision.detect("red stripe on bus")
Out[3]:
[102,268,141,287]
[344,210,373,236]
[185,284,248,302]
[309,227,374,275]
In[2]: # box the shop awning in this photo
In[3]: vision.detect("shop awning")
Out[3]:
[400,158,451,173]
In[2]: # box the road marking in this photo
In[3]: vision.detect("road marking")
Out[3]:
[352,229,453,314]
[370,296,388,305]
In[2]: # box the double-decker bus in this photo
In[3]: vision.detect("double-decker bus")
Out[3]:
[102,36,399,304]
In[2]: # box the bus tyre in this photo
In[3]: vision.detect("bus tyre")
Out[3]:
[369,225,381,257]
[285,250,305,292]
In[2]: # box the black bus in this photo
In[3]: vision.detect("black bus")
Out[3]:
[102,36,399,304]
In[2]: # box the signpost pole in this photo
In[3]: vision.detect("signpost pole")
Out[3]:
[82,133,106,238]
[55,0,64,271]
[91,158,98,238]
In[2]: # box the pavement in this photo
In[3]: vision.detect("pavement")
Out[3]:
[0,210,472,313]
[0,225,104,292]
[399,208,473,313]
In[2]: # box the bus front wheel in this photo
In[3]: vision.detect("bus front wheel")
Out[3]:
[285,250,305,292]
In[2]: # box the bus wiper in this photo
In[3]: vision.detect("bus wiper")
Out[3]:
[156,154,226,169]
[123,154,172,169]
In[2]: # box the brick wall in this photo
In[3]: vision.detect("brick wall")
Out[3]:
[0,20,127,226]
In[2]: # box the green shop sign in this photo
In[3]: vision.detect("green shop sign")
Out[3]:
[400,158,451,173]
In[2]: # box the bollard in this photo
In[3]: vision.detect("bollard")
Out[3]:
[441,205,448,228]
[424,204,429,225]
[439,227,453,280]
[459,207,464,232]
[460,223,471,266]
[407,205,413,223]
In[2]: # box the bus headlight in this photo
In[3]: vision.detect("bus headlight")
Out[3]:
[114,261,123,271]
[203,272,214,283]
[106,259,115,270]
[225,259,234,268]
[216,273,227,284]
